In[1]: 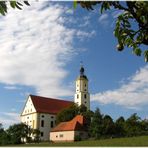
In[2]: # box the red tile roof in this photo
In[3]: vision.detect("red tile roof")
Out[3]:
[51,115,87,132]
[30,95,73,114]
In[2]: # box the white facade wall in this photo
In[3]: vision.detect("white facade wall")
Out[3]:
[21,113,38,129]
[21,96,38,129]
[21,96,36,116]
[50,131,75,142]
[21,96,56,141]
[38,113,56,141]
[50,131,88,142]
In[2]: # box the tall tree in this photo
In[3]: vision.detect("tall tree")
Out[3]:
[56,103,79,124]
[32,129,41,143]
[89,108,103,139]
[102,115,116,138]
[0,123,9,145]
[140,119,148,135]
[125,113,142,137]
[6,123,32,144]
[115,116,125,137]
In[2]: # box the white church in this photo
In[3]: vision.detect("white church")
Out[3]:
[20,65,90,141]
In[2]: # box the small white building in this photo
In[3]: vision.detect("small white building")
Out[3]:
[20,95,73,141]
[50,115,88,142]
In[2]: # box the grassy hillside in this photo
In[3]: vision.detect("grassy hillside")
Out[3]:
[12,136,148,147]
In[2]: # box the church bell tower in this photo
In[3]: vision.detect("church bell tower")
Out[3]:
[74,65,90,110]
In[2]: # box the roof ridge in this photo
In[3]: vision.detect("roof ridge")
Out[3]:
[30,94,73,103]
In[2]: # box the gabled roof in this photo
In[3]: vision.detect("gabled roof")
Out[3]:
[30,94,73,114]
[51,115,87,132]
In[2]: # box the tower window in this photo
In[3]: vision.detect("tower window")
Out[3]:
[60,134,63,138]
[51,121,54,128]
[85,84,86,87]
[41,120,44,127]
[77,94,79,99]
[85,101,87,104]
[84,94,87,99]
[42,115,44,118]
[41,132,44,137]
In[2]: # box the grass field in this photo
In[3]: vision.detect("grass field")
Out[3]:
[11,136,148,147]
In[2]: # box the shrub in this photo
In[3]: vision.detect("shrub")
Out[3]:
[74,135,81,141]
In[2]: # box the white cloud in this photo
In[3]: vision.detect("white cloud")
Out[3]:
[98,13,109,26]
[76,30,96,41]
[91,65,148,110]
[16,99,26,103]
[112,10,124,18]
[79,16,90,27]
[0,2,93,98]
[4,85,21,90]
[0,112,20,129]
[99,13,108,22]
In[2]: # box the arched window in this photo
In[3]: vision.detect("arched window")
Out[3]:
[51,121,54,128]
[41,120,44,127]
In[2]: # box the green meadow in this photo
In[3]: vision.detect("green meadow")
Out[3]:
[10,136,148,147]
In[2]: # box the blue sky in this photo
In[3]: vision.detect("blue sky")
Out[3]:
[0,1,147,128]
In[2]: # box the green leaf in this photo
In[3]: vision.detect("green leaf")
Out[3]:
[100,4,104,13]
[24,1,30,6]
[73,0,77,9]
[10,1,16,9]
[144,50,148,62]
[0,5,5,15]
[15,4,22,10]
[16,2,23,6]
[133,48,142,56]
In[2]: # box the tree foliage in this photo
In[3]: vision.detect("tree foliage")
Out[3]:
[56,103,79,124]
[0,122,41,145]
[32,129,41,143]
[56,103,93,126]
[89,108,103,139]
[56,104,148,140]
[0,1,30,15]
[6,123,32,144]
[115,116,126,137]
[124,113,143,137]
[77,1,148,62]
[0,123,9,145]
[102,115,116,137]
